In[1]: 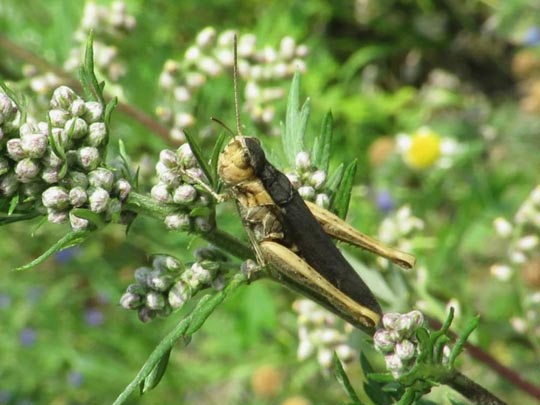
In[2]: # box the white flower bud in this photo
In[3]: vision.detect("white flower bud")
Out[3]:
[51,127,69,148]
[89,187,110,213]
[41,166,60,184]
[335,344,356,363]
[147,271,174,292]
[151,183,172,203]
[173,184,197,205]
[146,291,166,310]
[42,186,70,210]
[493,217,513,238]
[0,173,18,196]
[65,117,88,139]
[510,250,527,264]
[66,171,89,188]
[261,106,275,123]
[47,209,68,224]
[156,162,180,187]
[490,264,513,281]
[215,48,234,66]
[517,235,539,251]
[185,72,206,88]
[88,168,114,191]
[295,151,311,171]
[15,158,40,183]
[164,213,191,231]
[315,193,330,209]
[184,167,206,183]
[309,170,326,189]
[317,349,333,369]
[83,101,103,123]
[297,339,314,360]
[395,339,416,361]
[87,122,107,146]
[374,329,396,353]
[6,139,26,161]
[197,57,222,76]
[0,92,17,122]
[173,86,190,102]
[217,29,236,47]
[174,112,195,128]
[194,216,213,233]
[69,211,89,230]
[168,280,192,309]
[320,329,342,344]
[237,33,256,56]
[184,45,201,63]
[69,187,88,207]
[385,353,405,377]
[120,292,143,310]
[77,146,101,170]
[51,86,79,110]
[49,109,70,127]
[279,36,296,60]
[190,262,212,285]
[159,149,177,168]
[298,185,315,200]
[510,316,527,334]
[382,312,401,330]
[115,179,131,201]
[296,44,309,57]
[70,98,86,117]
[21,133,48,159]
[196,26,216,48]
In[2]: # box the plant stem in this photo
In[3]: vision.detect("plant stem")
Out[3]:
[445,371,507,405]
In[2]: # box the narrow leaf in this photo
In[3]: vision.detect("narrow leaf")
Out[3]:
[70,208,106,229]
[448,315,479,367]
[332,159,357,219]
[140,349,172,394]
[333,353,361,404]
[210,132,228,188]
[326,163,344,197]
[312,111,333,172]
[282,73,309,165]
[0,212,40,225]
[8,194,19,215]
[13,230,90,271]
[184,131,213,186]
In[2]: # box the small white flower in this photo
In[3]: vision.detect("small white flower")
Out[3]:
[490,264,513,281]
[510,317,527,334]
[516,235,539,251]
[493,217,513,238]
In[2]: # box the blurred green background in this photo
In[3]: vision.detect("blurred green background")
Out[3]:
[1,0,540,404]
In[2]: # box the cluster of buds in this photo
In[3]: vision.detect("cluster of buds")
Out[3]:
[377,205,423,268]
[373,310,425,378]
[293,299,357,370]
[65,0,136,82]
[285,151,329,209]
[120,248,227,322]
[491,185,540,337]
[0,86,131,230]
[156,27,308,141]
[0,90,21,145]
[150,144,214,233]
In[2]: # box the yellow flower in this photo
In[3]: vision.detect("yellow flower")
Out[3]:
[404,127,442,169]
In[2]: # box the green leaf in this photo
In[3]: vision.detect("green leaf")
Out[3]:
[0,212,40,225]
[282,72,310,165]
[8,194,19,215]
[361,353,394,405]
[112,273,247,405]
[332,159,357,219]
[140,349,172,394]
[448,315,479,367]
[184,131,214,187]
[341,44,395,83]
[13,230,90,271]
[80,31,106,104]
[312,111,333,172]
[210,132,228,189]
[70,208,106,229]
[333,353,362,405]
[326,163,344,198]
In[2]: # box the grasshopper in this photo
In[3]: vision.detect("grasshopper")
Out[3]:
[216,38,415,332]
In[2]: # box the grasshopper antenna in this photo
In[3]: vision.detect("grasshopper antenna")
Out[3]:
[233,33,242,135]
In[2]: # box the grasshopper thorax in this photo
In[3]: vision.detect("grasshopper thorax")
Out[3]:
[218,136,266,185]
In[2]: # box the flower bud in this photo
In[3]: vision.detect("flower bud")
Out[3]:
[88,168,114,191]
[15,158,40,183]
[51,128,69,148]
[0,173,18,196]
[168,280,192,309]
[382,312,401,330]
[21,133,48,158]
[298,185,315,200]
[184,167,207,184]
[191,262,214,285]
[217,29,236,47]
[138,307,156,323]
[0,92,17,122]
[134,267,152,285]
[517,235,539,251]
[87,122,107,147]
[65,117,88,139]
[51,86,79,110]
[120,291,143,309]
[80,102,103,124]
[146,271,174,292]
[184,45,201,63]
[156,162,180,187]
[145,291,166,310]
[493,217,513,238]
[173,184,197,205]
[176,143,196,167]
[315,193,329,209]
[196,26,216,48]
[159,149,177,168]
[374,329,396,353]
[279,36,296,60]
[42,186,70,210]
[47,209,68,224]
[174,112,195,128]
[77,146,101,170]
[173,86,190,102]
[70,98,86,117]
[6,139,26,161]
[241,259,258,277]
[65,171,89,188]
[309,170,326,189]
[335,344,356,363]
[295,151,311,171]
[41,166,60,184]
[385,354,404,378]
[490,264,513,281]
[88,187,110,213]
[69,186,88,207]
[395,339,416,361]
[194,216,213,233]
[185,72,206,88]
[297,340,314,361]
[150,183,172,203]
[114,179,131,201]
[69,211,90,230]
[49,109,70,127]
[19,122,39,138]
[164,213,191,231]
[317,349,333,369]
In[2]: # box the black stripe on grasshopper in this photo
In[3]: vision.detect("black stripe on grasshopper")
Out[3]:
[241,137,383,319]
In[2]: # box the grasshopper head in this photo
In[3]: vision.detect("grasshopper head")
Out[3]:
[218,136,266,185]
